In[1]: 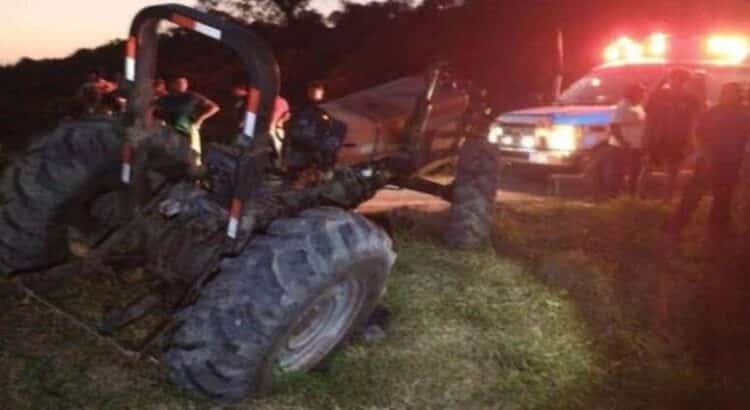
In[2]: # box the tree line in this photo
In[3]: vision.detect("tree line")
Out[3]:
[2,0,750,152]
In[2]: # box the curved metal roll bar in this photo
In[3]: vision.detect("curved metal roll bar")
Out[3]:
[121,4,279,238]
[124,3,280,140]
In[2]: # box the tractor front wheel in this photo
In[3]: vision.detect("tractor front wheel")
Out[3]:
[443,137,499,248]
[164,207,395,403]
[0,119,124,275]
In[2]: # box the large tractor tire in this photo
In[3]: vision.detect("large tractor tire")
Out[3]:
[444,137,499,249]
[164,207,395,403]
[0,118,123,275]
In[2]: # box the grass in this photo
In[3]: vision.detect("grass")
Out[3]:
[1,222,598,409]
[1,195,749,409]
[491,196,750,409]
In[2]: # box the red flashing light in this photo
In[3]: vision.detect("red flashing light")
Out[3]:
[604,36,644,62]
[605,33,750,64]
[604,45,620,62]
[707,35,749,63]
[648,33,668,56]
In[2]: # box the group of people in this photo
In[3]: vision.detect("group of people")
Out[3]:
[77,68,329,160]
[594,69,702,199]
[595,68,750,244]
[82,65,748,245]
[151,76,326,160]
[150,76,327,139]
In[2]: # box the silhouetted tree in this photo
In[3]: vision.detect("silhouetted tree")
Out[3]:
[6,0,750,153]
[197,0,311,24]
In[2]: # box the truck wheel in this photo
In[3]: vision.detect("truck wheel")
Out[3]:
[0,119,123,275]
[444,138,499,248]
[164,208,395,403]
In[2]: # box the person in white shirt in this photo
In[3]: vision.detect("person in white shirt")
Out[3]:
[609,84,647,195]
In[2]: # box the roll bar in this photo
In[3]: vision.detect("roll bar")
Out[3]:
[124,3,280,140]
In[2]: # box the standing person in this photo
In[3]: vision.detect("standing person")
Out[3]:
[153,76,220,162]
[153,78,168,99]
[666,82,750,244]
[104,72,129,113]
[610,84,647,195]
[640,68,703,200]
[231,83,290,149]
[76,69,117,116]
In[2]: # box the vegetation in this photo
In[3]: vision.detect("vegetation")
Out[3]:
[2,192,748,409]
[491,195,750,409]
[1,221,595,410]
[5,0,750,152]
[196,0,313,24]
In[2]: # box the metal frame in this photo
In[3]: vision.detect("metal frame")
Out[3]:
[7,4,493,375]
[124,3,280,141]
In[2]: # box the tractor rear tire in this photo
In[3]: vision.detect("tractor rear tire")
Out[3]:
[444,138,499,248]
[164,207,395,403]
[0,119,122,275]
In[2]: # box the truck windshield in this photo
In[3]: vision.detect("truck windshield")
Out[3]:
[557,65,668,105]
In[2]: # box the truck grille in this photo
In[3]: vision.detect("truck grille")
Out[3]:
[499,150,529,160]
[499,123,535,148]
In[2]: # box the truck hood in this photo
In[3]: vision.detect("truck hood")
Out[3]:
[497,105,615,126]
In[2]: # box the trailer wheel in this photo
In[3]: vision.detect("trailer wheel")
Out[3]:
[0,119,124,275]
[164,207,395,403]
[444,137,499,248]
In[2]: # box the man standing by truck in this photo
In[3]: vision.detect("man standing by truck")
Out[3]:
[640,68,703,200]
[609,84,647,196]
[667,82,750,244]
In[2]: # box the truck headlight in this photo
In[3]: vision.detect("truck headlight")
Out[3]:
[520,136,536,149]
[487,125,503,144]
[539,125,580,151]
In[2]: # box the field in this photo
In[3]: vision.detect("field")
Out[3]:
[1,195,748,409]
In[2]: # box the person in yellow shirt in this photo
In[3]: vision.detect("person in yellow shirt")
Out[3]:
[153,76,220,164]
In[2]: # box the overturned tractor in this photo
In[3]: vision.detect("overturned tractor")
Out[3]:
[0,4,498,403]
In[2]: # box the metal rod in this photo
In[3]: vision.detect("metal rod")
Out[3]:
[136,317,177,356]
[14,277,160,365]
[101,292,163,334]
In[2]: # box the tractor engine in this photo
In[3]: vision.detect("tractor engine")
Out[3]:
[139,105,351,285]
[282,104,347,175]
[142,183,229,287]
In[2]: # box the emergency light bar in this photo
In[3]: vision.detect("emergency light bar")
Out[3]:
[604,34,664,62]
[603,33,750,64]
[706,35,750,63]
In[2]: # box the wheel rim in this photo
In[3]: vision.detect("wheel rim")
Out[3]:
[277,277,364,371]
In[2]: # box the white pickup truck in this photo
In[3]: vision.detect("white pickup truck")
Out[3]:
[488,34,750,171]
